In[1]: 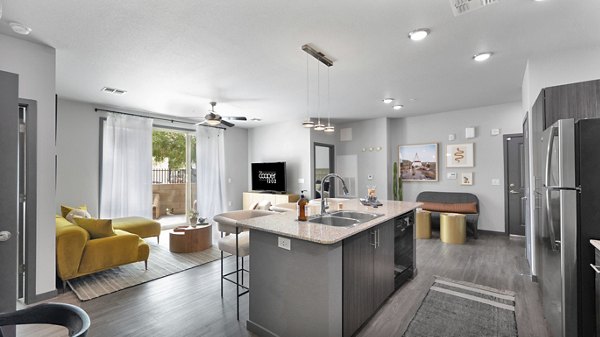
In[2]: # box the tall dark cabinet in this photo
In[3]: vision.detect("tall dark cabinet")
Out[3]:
[540,79,600,129]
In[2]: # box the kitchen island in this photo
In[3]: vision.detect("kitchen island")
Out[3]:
[237,199,421,337]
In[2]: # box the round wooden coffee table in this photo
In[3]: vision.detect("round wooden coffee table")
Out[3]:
[169,224,212,253]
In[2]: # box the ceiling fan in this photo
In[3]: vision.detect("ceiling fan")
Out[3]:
[197,102,247,127]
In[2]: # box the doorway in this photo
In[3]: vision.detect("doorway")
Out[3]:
[152,128,197,229]
[504,133,525,236]
[314,143,335,199]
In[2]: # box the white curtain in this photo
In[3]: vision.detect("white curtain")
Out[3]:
[196,126,226,242]
[100,114,153,218]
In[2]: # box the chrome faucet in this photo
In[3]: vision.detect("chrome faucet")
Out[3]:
[320,173,350,215]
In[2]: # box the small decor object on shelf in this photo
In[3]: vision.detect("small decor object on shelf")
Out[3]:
[188,210,199,226]
[446,143,474,168]
[461,172,474,186]
[399,143,439,182]
[367,185,377,203]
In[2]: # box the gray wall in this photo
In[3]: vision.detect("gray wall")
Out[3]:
[223,127,249,210]
[248,119,311,197]
[56,97,248,215]
[390,102,524,232]
[336,118,390,200]
[0,33,57,295]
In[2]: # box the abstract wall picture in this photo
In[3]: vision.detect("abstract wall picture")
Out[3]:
[446,143,474,167]
[461,172,473,185]
[398,143,438,182]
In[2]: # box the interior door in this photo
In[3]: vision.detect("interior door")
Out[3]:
[0,71,20,336]
[505,134,525,236]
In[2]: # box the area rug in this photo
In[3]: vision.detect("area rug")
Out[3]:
[402,277,518,337]
[67,243,224,301]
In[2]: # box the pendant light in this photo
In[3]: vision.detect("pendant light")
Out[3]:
[324,67,335,133]
[313,60,325,131]
[302,53,315,128]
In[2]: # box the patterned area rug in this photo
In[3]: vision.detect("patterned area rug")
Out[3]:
[67,243,224,301]
[403,277,518,337]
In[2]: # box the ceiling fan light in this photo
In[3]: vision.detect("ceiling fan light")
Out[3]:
[302,119,315,128]
[324,125,335,133]
[314,123,325,131]
[205,119,221,126]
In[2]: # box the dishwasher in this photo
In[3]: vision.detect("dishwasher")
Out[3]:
[394,211,415,290]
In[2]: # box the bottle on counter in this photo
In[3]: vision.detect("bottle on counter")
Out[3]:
[297,190,309,221]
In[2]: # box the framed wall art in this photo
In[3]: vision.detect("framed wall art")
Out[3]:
[446,143,474,168]
[461,172,473,185]
[398,143,438,182]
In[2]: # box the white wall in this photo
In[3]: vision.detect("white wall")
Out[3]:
[248,119,311,197]
[390,102,524,232]
[0,33,57,295]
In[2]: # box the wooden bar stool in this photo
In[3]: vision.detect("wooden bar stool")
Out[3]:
[440,213,467,244]
[415,209,432,239]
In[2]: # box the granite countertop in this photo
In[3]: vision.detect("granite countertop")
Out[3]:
[237,199,422,244]
[590,240,600,251]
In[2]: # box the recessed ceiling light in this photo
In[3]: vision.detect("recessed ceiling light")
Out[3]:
[393,105,404,110]
[408,28,430,41]
[473,52,493,62]
[382,98,394,104]
[408,98,417,102]
[9,22,32,35]
[250,118,262,122]
[101,87,127,95]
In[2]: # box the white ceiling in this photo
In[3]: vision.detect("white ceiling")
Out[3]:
[1,0,599,127]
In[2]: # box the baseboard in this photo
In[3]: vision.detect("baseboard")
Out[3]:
[477,229,507,236]
[246,320,279,337]
[28,289,58,304]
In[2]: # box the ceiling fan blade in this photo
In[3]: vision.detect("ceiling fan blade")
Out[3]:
[223,116,247,121]
[220,120,235,127]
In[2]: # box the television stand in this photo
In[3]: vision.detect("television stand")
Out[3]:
[242,192,300,210]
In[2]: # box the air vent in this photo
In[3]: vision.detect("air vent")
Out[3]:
[101,87,127,95]
[450,0,498,16]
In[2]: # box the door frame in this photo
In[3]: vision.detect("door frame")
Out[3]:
[503,133,524,236]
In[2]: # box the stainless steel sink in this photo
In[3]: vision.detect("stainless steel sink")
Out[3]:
[308,211,383,227]
[308,215,359,227]
[329,211,383,222]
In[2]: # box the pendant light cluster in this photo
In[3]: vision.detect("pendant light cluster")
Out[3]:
[301,44,334,133]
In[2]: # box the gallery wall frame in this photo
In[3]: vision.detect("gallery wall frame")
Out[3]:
[398,143,439,182]
[446,143,474,168]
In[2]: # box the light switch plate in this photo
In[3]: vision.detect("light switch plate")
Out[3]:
[447,172,457,180]
[492,178,500,186]
[298,178,305,184]
[278,237,291,250]
[491,128,501,136]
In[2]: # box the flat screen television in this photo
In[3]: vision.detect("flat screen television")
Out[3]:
[251,162,287,193]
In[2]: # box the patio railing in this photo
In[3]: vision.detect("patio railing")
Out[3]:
[152,169,186,184]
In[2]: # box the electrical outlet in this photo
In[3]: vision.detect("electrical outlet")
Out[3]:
[492,178,500,186]
[228,201,232,207]
[228,177,232,183]
[278,237,291,251]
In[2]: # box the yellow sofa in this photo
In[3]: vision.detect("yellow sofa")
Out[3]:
[55,216,150,283]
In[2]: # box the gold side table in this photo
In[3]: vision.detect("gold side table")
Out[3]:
[416,210,432,239]
[440,213,466,244]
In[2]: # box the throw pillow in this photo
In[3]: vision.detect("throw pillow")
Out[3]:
[65,209,92,224]
[60,204,88,218]
[73,218,116,239]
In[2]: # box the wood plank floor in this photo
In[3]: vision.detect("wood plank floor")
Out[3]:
[19,233,548,337]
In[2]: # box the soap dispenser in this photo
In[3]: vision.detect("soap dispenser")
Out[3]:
[297,190,309,221]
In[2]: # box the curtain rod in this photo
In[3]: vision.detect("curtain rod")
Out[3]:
[94,108,227,130]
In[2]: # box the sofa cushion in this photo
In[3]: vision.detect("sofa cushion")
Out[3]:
[421,201,478,214]
[65,209,92,224]
[112,217,161,238]
[61,204,88,218]
[74,218,116,239]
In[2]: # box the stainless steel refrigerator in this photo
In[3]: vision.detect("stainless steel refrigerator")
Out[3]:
[537,118,600,337]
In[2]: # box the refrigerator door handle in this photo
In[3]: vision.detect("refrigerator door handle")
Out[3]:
[590,264,600,274]
[544,126,560,252]
[546,185,582,192]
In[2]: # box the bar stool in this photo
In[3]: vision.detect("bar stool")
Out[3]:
[440,213,467,244]
[415,209,432,239]
[214,210,273,320]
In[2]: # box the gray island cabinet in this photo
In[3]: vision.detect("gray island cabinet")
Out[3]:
[237,200,421,337]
